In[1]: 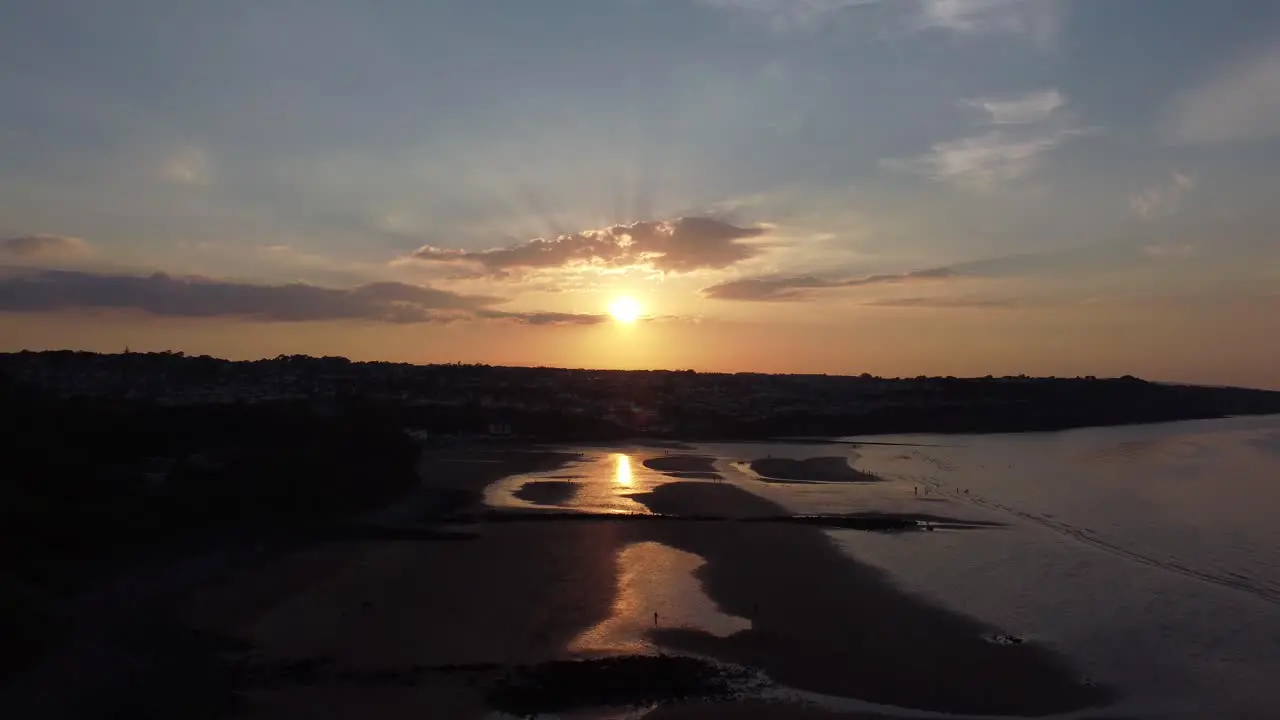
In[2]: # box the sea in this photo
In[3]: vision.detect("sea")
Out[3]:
[486,415,1280,718]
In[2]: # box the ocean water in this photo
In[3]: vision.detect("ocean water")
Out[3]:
[833,415,1280,719]
[488,415,1280,718]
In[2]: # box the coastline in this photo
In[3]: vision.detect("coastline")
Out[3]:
[630,483,1109,715]
[170,449,1110,718]
[749,456,880,483]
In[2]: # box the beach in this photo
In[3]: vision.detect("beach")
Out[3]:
[166,447,1110,718]
[513,480,580,506]
[750,456,880,483]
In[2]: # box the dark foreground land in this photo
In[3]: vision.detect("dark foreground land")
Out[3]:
[0,357,1225,716]
[3,418,1115,718]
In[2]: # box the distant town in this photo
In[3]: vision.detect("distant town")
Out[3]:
[4,350,1280,440]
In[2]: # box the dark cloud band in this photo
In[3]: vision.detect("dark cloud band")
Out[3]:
[0,269,607,326]
[702,267,955,301]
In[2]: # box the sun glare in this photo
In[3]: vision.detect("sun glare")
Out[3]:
[614,453,633,487]
[609,296,642,324]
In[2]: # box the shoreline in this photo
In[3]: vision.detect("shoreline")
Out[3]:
[170,459,1109,718]
[748,456,880,483]
[628,483,1110,715]
[512,480,579,506]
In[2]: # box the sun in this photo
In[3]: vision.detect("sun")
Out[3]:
[609,296,642,324]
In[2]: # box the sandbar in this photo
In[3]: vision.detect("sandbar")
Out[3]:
[631,483,1108,715]
[166,457,1105,718]
[513,480,579,506]
[640,453,721,476]
[750,456,878,483]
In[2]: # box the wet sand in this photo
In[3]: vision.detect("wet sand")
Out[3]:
[630,481,781,517]
[632,484,1108,715]
[170,452,1107,718]
[643,455,723,480]
[514,480,579,506]
[751,456,879,483]
[183,521,626,719]
[416,448,580,516]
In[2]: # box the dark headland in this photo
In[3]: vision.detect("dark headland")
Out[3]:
[4,351,1279,441]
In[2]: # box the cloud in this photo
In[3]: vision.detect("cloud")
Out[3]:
[962,89,1064,124]
[863,295,1018,308]
[1167,47,1280,145]
[917,0,1060,47]
[477,309,610,326]
[696,0,882,30]
[0,269,602,325]
[700,0,1059,44]
[1130,172,1195,219]
[702,266,955,301]
[1,235,92,262]
[161,145,214,185]
[1141,243,1196,259]
[884,88,1089,189]
[409,217,767,277]
[883,130,1079,188]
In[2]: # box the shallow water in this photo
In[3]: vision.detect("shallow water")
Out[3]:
[832,415,1280,718]
[570,541,750,656]
[491,416,1280,717]
[486,452,677,514]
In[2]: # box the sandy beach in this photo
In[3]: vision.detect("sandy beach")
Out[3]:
[513,480,580,506]
[163,447,1111,718]
[0,445,1110,718]
[750,456,880,483]
[643,455,722,477]
[632,485,1107,715]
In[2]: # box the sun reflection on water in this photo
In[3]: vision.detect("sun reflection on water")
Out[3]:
[614,453,633,487]
[570,541,751,656]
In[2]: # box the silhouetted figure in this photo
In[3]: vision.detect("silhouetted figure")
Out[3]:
[653,612,659,626]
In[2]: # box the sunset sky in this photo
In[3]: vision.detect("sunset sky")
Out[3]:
[2,0,1279,387]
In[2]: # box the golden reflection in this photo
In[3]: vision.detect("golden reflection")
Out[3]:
[569,542,751,655]
[614,453,633,487]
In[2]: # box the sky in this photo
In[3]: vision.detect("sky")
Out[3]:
[2,0,1279,387]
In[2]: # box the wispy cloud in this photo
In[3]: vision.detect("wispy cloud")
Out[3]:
[883,88,1089,190]
[408,217,768,277]
[699,0,1060,44]
[863,295,1019,308]
[702,266,955,301]
[917,0,1061,48]
[1131,172,1195,219]
[161,145,214,186]
[1141,243,1196,259]
[1166,46,1280,145]
[0,269,608,326]
[696,0,882,30]
[961,89,1064,124]
[476,309,612,326]
[1,235,93,262]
